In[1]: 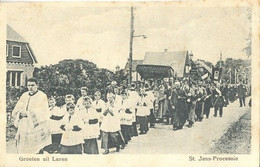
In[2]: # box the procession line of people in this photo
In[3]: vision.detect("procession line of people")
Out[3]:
[11,77,250,154]
[47,85,157,154]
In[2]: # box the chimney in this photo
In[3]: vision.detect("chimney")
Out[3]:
[164,49,168,52]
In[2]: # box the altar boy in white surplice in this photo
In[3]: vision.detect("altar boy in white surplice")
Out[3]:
[92,91,106,140]
[60,102,84,154]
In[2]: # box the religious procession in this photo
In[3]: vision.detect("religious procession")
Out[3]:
[5,6,252,156]
[11,73,250,155]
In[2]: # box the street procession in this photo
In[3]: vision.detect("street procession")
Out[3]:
[5,4,252,156]
[10,55,251,154]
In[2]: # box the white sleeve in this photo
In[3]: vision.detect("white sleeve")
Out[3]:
[12,93,26,118]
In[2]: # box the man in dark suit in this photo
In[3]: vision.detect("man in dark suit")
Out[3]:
[212,83,225,117]
[237,81,247,107]
[221,83,229,106]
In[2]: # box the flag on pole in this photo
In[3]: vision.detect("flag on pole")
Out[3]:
[212,67,222,82]
[226,79,230,84]
[201,73,209,80]
[226,68,231,74]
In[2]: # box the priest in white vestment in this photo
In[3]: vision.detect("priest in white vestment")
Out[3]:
[12,78,51,154]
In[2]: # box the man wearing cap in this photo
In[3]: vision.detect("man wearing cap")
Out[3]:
[12,77,51,154]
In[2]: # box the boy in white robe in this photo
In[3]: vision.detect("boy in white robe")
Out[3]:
[81,96,100,154]
[60,102,84,154]
[92,91,106,139]
[128,88,139,137]
[119,90,133,148]
[49,97,66,153]
[146,89,156,128]
[136,89,150,135]
[100,93,125,154]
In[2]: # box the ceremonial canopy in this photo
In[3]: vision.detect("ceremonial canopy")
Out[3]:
[136,50,187,79]
[136,64,174,79]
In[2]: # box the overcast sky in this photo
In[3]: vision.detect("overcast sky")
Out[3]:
[6,4,251,70]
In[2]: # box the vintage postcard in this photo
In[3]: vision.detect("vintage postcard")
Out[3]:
[0,0,259,167]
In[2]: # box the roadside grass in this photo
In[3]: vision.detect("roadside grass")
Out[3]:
[209,108,251,154]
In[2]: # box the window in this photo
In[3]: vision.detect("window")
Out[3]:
[6,71,23,87]
[12,45,21,58]
[6,44,8,57]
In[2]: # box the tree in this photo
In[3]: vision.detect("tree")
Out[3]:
[33,59,126,101]
[243,7,252,57]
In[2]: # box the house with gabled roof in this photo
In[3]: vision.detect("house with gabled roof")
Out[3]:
[136,49,188,79]
[6,25,37,87]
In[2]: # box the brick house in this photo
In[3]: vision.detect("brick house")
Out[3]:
[6,25,37,87]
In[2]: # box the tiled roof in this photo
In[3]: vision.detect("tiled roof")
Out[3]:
[6,25,38,63]
[142,51,187,77]
[7,25,27,43]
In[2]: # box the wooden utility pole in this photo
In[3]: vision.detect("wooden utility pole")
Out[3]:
[220,51,222,83]
[128,6,134,84]
[220,51,222,68]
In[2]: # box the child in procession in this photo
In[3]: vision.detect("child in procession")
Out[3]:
[119,90,133,148]
[127,85,139,137]
[60,102,84,154]
[100,93,125,154]
[146,88,156,128]
[81,96,100,154]
[136,89,150,135]
[92,91,106,140]
[49,96,66,153]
